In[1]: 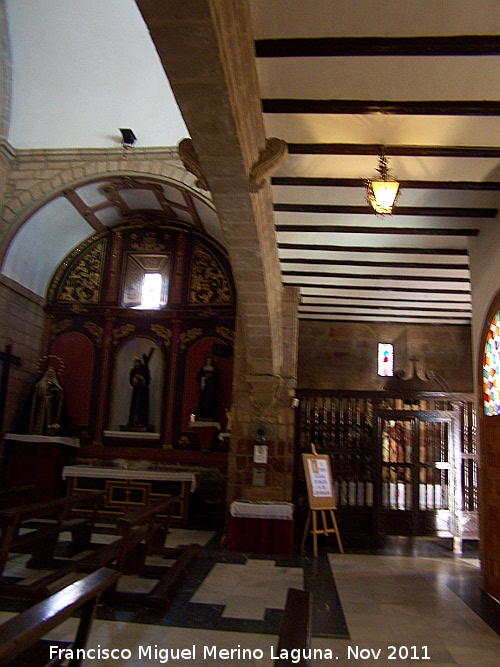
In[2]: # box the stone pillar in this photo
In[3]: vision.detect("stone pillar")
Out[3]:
[226,287,300,505]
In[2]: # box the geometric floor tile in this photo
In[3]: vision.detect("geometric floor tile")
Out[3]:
[190,559,303,619]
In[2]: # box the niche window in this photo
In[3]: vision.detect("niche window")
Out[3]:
[122,254,170,309]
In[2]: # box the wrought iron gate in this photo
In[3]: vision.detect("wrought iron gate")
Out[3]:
[294,391,479,550]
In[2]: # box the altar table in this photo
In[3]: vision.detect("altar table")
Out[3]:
[62,465,198,526]
[226,500,294,554]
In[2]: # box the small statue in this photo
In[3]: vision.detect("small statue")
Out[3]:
[28,366,65,436]
[196,355,218,420]
[225,408,232,432]
[127,348,154,429]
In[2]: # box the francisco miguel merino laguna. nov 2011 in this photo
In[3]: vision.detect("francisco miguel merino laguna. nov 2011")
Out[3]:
[48,643,344,663]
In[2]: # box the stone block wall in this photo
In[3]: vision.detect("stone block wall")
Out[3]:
[0,275,45,430]
[226,286,299,505]
[298,320,473,391]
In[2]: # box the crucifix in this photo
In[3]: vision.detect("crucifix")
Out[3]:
[0,339,21,434]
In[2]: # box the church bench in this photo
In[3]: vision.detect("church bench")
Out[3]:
[274,588,313,667]
[77,495,180,572]
[0,566,120,667]
[77,495,199,608]
[0,492,104,599]
[0,485,37,509]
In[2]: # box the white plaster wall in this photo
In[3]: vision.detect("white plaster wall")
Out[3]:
[5,0,188,148]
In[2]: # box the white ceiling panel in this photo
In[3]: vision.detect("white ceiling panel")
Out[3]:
[2,197,93,295]
[257,56,500,100]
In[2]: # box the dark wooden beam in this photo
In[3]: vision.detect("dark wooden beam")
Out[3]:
[302,305,470,314]
[284,281,470,294]
[301,301,471,312]
[262,99,500,116]
[276,224,479,235]
[280,257,468,270]
[277,242,469,255]
[300,293,470,304]
[274,203,495,218]
[286,144,500,158]
[299,313,471,322]
[282,269,470,282]
[255,35,500,58]
[272,176,500,191]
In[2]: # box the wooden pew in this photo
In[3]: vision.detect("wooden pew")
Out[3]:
[78,495,200,608]
[0,567,120,667]
[0,492,104,600]
[0,485,37,509]
[274,588,313,667]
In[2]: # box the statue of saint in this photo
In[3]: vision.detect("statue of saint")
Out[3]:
[28,366,65,436]
[196,355,218,421]
[127,349,154,429]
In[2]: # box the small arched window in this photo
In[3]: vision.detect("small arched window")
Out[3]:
[122,254,170,309]
[483,311,500,415]
[378,343,393,377]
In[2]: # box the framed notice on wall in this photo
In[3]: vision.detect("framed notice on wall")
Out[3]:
[302,452,337,510]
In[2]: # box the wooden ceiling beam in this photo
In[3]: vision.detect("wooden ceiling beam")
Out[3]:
[255,35,500,58]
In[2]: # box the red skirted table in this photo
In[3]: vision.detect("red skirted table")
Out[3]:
[226,500,294,554]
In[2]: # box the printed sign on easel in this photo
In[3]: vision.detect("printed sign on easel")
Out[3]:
[302,450,337,510]
[307,457,333,498]
[301,445,343,556]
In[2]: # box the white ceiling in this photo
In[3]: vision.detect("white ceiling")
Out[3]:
[2,0,200,297]
[5,0,187,149]
[2,0,500,324]
[250,0,500,324]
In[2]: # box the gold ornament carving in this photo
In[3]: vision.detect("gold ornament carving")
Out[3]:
[179,328,202,350]
[57,241,104,303]
[190,246,232,304]
[84,321,104,345]
[150,324,172,348]
[216,326,235,344]
[51,319,72,336]
[130,231,168,253]
[48,232,107,302]
[112,324,135,345]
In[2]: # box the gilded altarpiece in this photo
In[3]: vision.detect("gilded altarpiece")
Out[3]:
[43,217,235,466]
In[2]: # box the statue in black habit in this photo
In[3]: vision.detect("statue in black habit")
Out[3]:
[28,366,65,436]
[196,355,218,421]
[127,348,154,429]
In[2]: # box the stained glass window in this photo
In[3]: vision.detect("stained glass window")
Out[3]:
[484,311,500,415]
[378,343,394,377]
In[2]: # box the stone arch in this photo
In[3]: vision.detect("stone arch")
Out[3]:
[0,152,215,257]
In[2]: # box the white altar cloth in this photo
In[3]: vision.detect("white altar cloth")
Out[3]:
[61,465,198,491]
[5,433,80,447]
[229,500,294,520]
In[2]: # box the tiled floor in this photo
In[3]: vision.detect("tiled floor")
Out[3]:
[190,559,303,620]
[0,530,498,666]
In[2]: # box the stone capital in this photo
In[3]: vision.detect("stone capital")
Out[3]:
[245,374,283,411]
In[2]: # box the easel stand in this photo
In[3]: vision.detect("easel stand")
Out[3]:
[301,507,344,557]
[301,444,344,557]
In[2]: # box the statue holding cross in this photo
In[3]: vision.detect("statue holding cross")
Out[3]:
[0,340,21,434]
